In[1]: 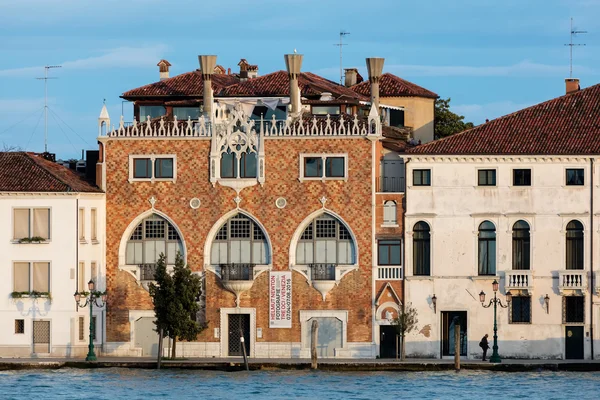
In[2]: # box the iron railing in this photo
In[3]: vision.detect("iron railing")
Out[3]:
[377,176,405,193]
[139,263,158,281]
[220,263,255,281]
[310,263,336,281]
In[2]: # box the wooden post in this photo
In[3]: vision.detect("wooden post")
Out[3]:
[311,319,319,370]
[454,324,460,371]
[396,335,399,360]
[240,328,249,371]
[157,328,163,370]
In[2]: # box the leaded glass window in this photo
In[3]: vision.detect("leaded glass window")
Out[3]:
[296,214,356,265]
[126,214,183,265]
[211,214,269,265]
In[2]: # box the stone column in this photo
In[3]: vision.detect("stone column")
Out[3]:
[366,58,385,110]
[284,54,303,114]
[198,55,217,117]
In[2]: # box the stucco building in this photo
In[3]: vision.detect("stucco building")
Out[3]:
[403,79,600,360]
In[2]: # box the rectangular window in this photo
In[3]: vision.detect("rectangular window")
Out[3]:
[566,169,584,186]
[78,316,85,341]
[510,296,531,323]
[325,157,345,178]
[138,105,166,120]
[564,296,585,323]
[304,157,322,177]
[220,153,237,178]
[413,169,431,186]
[15,319,24,334]
[13,262,30,292]
[513,169,531,186]
[155,158,174,179]
[90,262,98,285]
[32,262,50,292]
[173,107,200,120]
[478,169,496,186]
[78,208,85,241]
[13,208,50,240]
[91,209,97,241]
[133,158,152,179]
[378,240,401,266]
[78,262,85,292]
[312,106,340,115]
[13,262,49,292]
[240,153,257,178]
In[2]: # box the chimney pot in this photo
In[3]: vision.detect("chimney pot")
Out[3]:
[366,57,385,110]
[284,54,303,114]
[157,59,171,81]
[344,68,358,87]
[198,55,217,116]
[565,78,580,94]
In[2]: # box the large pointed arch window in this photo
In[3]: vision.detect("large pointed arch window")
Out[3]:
[126,214,183,266]
[210,214,269,265]
[478,221,496,276]
[566,220,584,270]
[512,220,530,270]
[296,214,356,266]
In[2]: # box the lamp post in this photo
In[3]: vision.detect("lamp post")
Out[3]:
[74,280,107,362]
[479,279,511,363]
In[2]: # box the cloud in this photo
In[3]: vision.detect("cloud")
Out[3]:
[0,45,168,77]
[452,101,533,124]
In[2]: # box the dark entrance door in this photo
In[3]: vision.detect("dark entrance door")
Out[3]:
[380,326,397,358]
[565,326,584,359]
[228,314,250,356]
[441,311,467,357]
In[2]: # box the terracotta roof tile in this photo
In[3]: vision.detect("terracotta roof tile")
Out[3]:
[122,72,240,98]
[0,152,102,192]
[351,73,438,99]
[407,84,600,155]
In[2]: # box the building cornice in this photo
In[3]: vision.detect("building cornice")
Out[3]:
[405,155,596,163]
[0,192,104,197]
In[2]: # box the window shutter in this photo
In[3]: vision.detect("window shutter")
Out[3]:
[33,262,50,292]
[13,262,30,292]
[13,209,30,240]
[33,208,50,239]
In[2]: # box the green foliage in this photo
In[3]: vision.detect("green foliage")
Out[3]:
[434,97,475,139]
[391,302,419,337]
[18,236,47,243]
[148,254,176,339]
[10,291,52,300]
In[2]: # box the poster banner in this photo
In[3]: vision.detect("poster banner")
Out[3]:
[269,271,292,328]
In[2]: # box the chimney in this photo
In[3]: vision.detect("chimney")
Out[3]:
[344,68,358,87]
[198,55,217,117]
[157,59,171,81]
[238,59,249,81]
[565,78,580,94]
[366,58,384,110]
[284,53,303,114]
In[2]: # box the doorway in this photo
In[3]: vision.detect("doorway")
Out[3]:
[441,311,467,357]
[134,317,160,357]
[33,320,50,354]
[380,325,397,358]
[565,326,584,359]
[228,314,250,356]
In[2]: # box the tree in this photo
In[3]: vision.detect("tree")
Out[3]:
[2,143,22,152]
[148,254,175,358]
[391,303,419,361]
[434,98,474,139]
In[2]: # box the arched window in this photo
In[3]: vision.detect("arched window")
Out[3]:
[512,220,530,270]
[383,201,397,225]
[566,220,584,270]
[478,221,496,276]
[296,214,356,266]
[211,214,269,265]
[413,221,430,276]
[220,149,257,179]
[126,214,183,265]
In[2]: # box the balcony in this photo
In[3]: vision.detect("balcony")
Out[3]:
[559,270,587,294]
[219,263,255,306]
[139,264,158,281]
[377,266,402,280]
[310,263,336,301]
[376,177,405,193]
[504,270,533,295]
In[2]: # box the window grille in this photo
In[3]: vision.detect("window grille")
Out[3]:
[216,225,228,241]
[316,219,336,238]
[14,319,24,334]
[564,296,585,323]
[510,296,532,323]
[145,219,165,239]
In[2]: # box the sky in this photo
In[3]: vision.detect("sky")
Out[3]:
[0,0,599,159]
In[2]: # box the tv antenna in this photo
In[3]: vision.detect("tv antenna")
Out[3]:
[564,17,587,78]
[334,31,350,85]
[36,65,62,152]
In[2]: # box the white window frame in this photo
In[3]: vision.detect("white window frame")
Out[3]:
[12,207,51,242]
[90,208,98,243]
[299,153,348,182]
[382,200,398,227]
[129,154,177,183]
[12,261,51,293]
[79,208,86,243]
[476,167,498,187]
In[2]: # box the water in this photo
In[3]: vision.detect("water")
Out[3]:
[0,369,598,399]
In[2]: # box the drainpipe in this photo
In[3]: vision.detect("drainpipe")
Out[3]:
[76,198,79,312]
[590,158,595,360]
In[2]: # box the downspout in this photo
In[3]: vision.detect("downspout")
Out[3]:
[403,157,410,353]
[590,158,595,360]
[76,198,79,312]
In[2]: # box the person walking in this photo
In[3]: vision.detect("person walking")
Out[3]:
[479,334,490,361]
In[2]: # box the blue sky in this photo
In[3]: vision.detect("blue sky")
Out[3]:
[1,0,598,159]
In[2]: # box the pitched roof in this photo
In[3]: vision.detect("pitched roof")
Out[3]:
[121,71,240,98]
[220,71,368,101]
[351,73,438,99]
[407,84,600,155]
[0,152,102,193]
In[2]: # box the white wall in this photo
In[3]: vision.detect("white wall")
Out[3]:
[0,193,105,357]
[404,156,598,360]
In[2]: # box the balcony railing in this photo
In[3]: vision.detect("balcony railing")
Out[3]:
[505,270,533,293]
[139,264,158,281]
[376,177,405,193]
[377,266,402,280]
[310,263,336,281]
[559,270,587,293]
[220,263,255,281]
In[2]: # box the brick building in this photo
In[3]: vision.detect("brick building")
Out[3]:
[98,54,436,358]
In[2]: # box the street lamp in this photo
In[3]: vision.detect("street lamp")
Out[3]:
[479,279,511,363]
[74,280,107,361]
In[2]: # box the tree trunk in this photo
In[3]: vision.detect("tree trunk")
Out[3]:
[401,334,406,361]
[171,336,177,359]
[157,328,163,369]
[310,319,319,370]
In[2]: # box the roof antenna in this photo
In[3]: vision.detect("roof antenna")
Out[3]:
[36,65,62,153]
[334,30,350,85]
[564,17,587,78]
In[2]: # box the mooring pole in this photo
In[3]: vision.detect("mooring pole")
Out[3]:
[454,324,460,371]
[240,328,249,371]
[311,319,319,370]
[157,328,163,370]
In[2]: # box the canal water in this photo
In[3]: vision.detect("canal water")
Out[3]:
[0,369,598,399]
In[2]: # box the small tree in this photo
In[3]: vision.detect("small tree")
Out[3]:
[148,254,176,359]
[434,97,475,139]
[391,303,419,361]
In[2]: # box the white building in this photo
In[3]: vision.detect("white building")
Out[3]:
[0,152,105,357]
[403,80,600,360]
